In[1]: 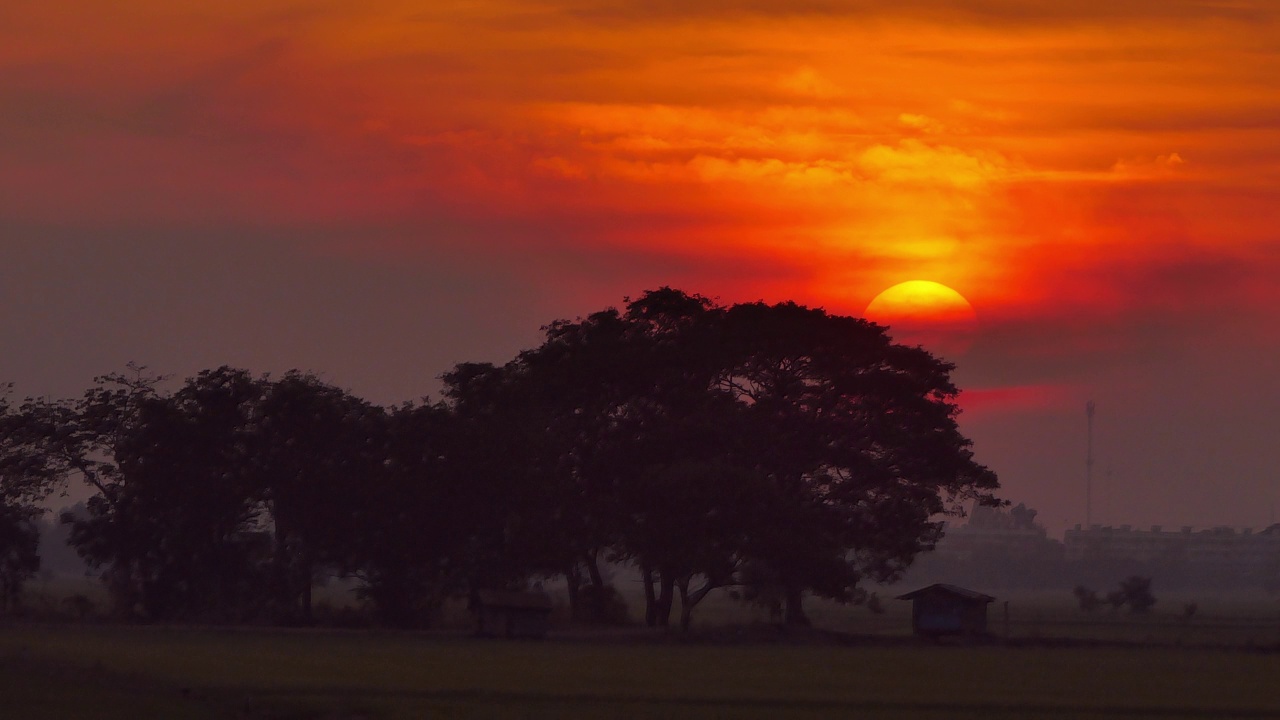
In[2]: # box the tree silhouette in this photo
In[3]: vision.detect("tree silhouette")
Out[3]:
[711,298,999,624]
[250,372,382,625]
[1116,575,1157,614]
[445,289,1000,627]
[0,501,39,614]
[66,367,266,621]
[18,287,1000,630]
[347,401,478,627]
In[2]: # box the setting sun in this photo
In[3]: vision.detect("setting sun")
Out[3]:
[864,281,978,358]
[4,0,1280,554]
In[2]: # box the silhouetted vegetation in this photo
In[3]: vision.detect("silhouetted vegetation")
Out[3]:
[0,289,1000,628]
[1072,577,1156,615]
[1114,576,1157,614]
[1073,585,1101,613]
[0,386,57,611]
[0,501,40,613]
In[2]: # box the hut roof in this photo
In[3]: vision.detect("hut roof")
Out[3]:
[894,583,995,603]
[474,590,554,611]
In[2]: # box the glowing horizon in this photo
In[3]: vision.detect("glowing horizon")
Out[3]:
[5,1,1276,327]
[4,0,1280,531]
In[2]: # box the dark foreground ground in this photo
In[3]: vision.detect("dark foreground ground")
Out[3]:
[2,623,1279,719]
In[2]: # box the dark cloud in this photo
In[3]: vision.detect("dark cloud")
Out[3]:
[962,242,1277,376]
[0,38,306,155]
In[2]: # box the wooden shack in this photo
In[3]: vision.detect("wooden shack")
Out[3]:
[895,583,995,637]
[472,590,554,639]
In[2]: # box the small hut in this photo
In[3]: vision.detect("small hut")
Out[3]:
[895,584,995,637]
[472,590,554,639]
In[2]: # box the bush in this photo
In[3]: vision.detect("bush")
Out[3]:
[1086,576,1156,614]
[1118,576,1156,614]
[1073,585,1100,612]
[1181,602,1197,622]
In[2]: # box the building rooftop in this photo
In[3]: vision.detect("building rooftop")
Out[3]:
[895,583,996,603]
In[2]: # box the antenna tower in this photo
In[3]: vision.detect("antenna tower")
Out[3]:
[1086,400,1096,527]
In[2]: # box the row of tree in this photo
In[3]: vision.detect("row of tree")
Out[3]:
[0,289,999,629]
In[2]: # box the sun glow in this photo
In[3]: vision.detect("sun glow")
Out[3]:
[864,281,978,358]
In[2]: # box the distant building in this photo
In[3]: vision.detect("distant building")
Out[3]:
[896,583,995,638]
[472,590,554,639]
[1062,523,1280,583]
[917,503,1280,591]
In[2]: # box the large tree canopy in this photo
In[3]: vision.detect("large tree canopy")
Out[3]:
[4,288,998,628]
[0,386,66,613]
[715,298,998,623]
[445,288,999,626]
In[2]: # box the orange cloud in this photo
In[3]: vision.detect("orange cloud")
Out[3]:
[2,0,1277,326]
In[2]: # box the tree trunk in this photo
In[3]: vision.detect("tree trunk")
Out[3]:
[679,577,721,632]
[584,553,606,623]
[656,572,675,627]
[677,579,693,632]
[784,584,810,626]
[565,565,582,622]
[299,550,314,626]
[641,564,657,627]
[272,523,294,624]
[585,553,605,589]
[107,559,139,620]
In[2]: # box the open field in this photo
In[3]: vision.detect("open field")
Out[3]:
[586,579,1280,647]
[773,590,1280,647]
[27,568,1280,646]
[3,623,1280,719]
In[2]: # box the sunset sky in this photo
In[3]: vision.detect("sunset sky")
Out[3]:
[3,1,1278,533]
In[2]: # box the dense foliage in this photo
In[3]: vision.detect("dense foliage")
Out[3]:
[0,290,999,627]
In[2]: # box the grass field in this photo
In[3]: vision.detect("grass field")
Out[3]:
[26,570,1280,646]
[3,622,1279,719]
[572,581,1280,648]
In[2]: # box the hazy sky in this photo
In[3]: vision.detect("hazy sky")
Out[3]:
[3,1,1278,534]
